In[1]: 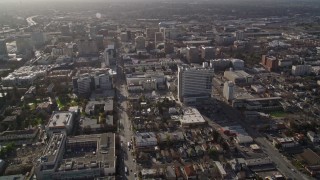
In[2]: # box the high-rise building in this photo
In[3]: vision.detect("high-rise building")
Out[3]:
[146,28,158,41]
[223,81,235,101]
[16,35,33,55]
[104,45,115,66]
[76,75,92,95]
[155,32,164,45]
[164,42,174,54]
[261,55,278,72]
[99,74,112,90]
[77,39,98,56]
[201,46,215,60]
[234,30,245,40]
[135,36,145,50]
[95,35,104,50]
[120,32,128,42]
[31,32,46,48]
[186,46,199,63]
[178,65,214,103]
[0,39,8,58]
[292,65,312,76]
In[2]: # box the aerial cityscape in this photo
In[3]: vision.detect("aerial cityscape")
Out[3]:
[0,0,320,179]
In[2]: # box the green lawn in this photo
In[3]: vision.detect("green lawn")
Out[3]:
[270,111,287,118]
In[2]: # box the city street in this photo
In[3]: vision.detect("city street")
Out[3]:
[209,95,312,180]
[115,56,137,180]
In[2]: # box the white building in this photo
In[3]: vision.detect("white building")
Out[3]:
[135,36,146,50]
[46,111,74,136]
[201,46,215,60]
[223,81,234,101]
[178,65,214,103]
[180,107,206,127]
[292,65,312,76]
[186,46,199,63]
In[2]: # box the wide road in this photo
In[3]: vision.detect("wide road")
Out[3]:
[116,56,136,180]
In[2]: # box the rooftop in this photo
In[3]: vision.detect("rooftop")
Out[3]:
[47,111,74,128]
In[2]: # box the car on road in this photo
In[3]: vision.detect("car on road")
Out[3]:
[125,166,128,175]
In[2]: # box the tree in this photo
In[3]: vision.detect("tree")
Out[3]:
[275,143,282,150]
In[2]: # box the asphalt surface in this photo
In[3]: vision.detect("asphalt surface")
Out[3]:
[116,57,137,180]
[209,95,312,180]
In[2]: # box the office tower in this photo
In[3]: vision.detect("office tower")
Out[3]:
[223,81,235,101]
[16,35,33,55]
[186,46,199,63]
[120,32,128,42]
[0,39,8,57]
[31,32,46,48]
[261,55,278,72]
[155,32,164,45]
[77,39,98,56]
[178,65,214,103]
[135,36,146,50]
[76,75,92,95]
[146,28,158,41]
[164,42,174,54]
[201,46,215,60]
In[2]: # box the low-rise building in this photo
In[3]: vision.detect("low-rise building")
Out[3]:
[35,133,116,179]
[46,111,74,136]
[180,108,206,128]
[135,132,158,148]
[273,137,299,148]
[224,70,253,85]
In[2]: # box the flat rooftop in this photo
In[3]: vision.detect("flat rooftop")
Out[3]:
[58,133,116,172]
[181,108,206,125]
[48,111,73,128]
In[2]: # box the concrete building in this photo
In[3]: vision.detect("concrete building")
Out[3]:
[224,70,253,85]
[164,42,174,54]
[31,32,46,48]
[16,35,33,55]
[35,133,116,180]
[231,59,244,70]
[46,111,75,136]
[261,55,278,72]
[234,30,245,40]
[0,39,8,59]
[215,34,236,46]
[155,32,164,45]
[63,43,75,57]
[51,48,64,58]
[135,36,146,50]
[120,32,128,42]
[223,81,234,101]
[180,107,206,128]
[210,59,231,70]
[135,132,158,148]
[103,45,115,66]
[201,46,215,60]
[292,65,312,76]
[76,74,92,95]
[186,46,199,63]
[178,65,214,103]
[98,74,112,90]
[146,28,158,41]
[77,39,98,56]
